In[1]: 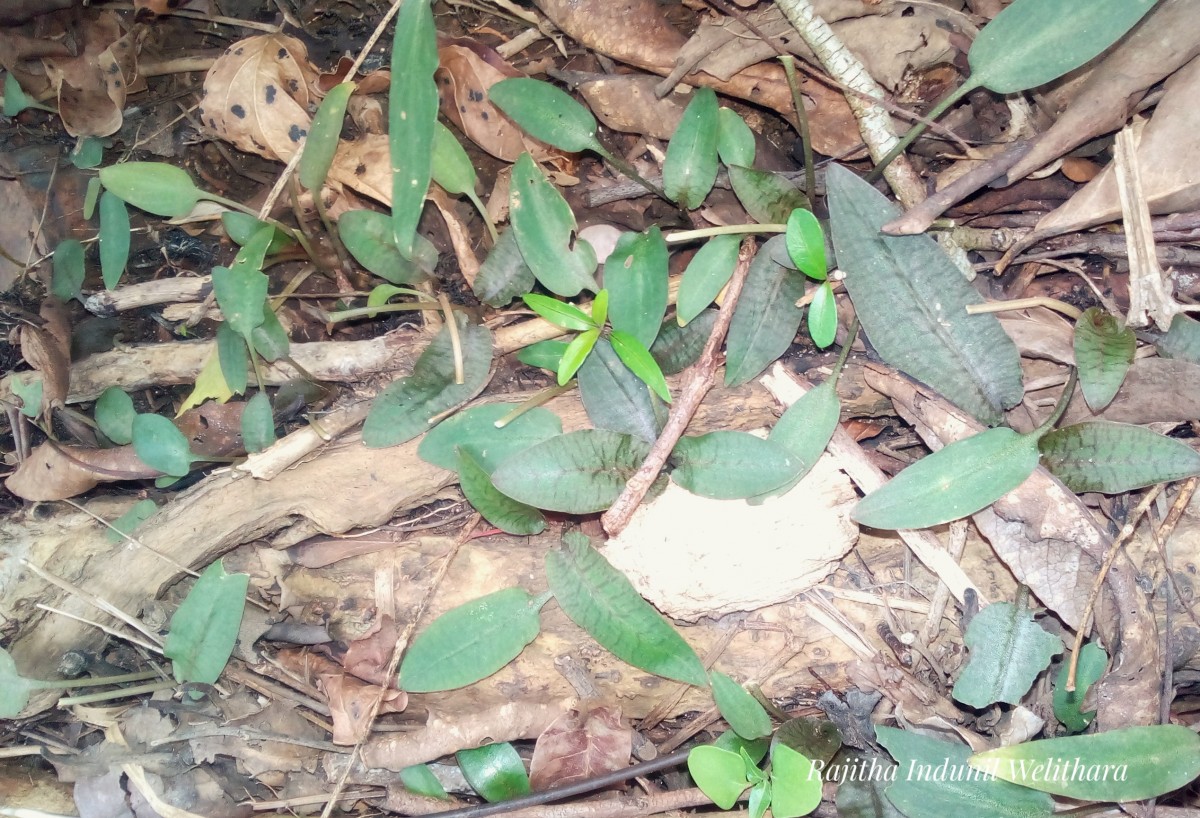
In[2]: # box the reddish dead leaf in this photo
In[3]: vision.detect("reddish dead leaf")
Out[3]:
[42,14,142,137]
[341,615,400,687]
[5,441,159,501]
[199,34,320,163]
[528,706,632,791]
[319,671,408,745]
[175,400,247,458]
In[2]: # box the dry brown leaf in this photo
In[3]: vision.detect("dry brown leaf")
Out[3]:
[198,34,319,163]
[16,324,69,416]
[528,706,631,791]
[341,615,401,687]
[5,441,159,501]
[577,74,689,141]
[42,13,141,137]
[320,672,408,745]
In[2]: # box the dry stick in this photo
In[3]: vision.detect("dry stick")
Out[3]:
[319,514,479,818]
[1066,485,1164,692]
[600,239,758,537]
[919,519,968,645]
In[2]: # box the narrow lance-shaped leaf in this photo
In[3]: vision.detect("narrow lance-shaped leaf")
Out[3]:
[558,328,600,385]
[98,191,130,290]
[663,87,719,209]
[51,239,85,301]
[389,0,437,257]
[299,81,355,192]
[609,330,670,404]
[489,78,602,154]
[510,152,598,297]
[1039,421,1200,494]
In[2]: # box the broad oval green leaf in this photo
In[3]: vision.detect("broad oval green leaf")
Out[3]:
[474,228,535,307]
[98,162,202,217]
[853,427,1040,530]
[457,743,532,802]
[51,239,85,301]
[299,80,355,192]
[770,745,823,818]
[71,136,104,169]
[491,430,652,513]
[605,227,668,349]
[577,338,662,442]
[546,533,708,686]
[510,152,598,297]
[717,107,756,168]
[878,726,1055,818]
[725,235,805,387]
[418,403,563,471]
[609,330,670,404]
[400,587,545,692]
[98,191,130,290]
[728,166,808,225]
[663,87,719,210]
[250,303,290,362]
[95,386,136,446]
[488,78,601,154]
[653,309,718,375]
[827,164,1023,425]
[163,560,249,685]
[241,391,276,453]
[752,379,840,502]
[431,120,478,196]
[1039,421,1200,494]
[389,0,437,257]
[952,601,1062,709]
[1053,642,1107,733]
[518,339,569,372]
[785,208,826,281]
[671,431,798,500]
[711,671,772,740]
[557,328,600,385]
[131,413,194,477]
[211,264,268,339]
[688,746,749,810]
[678,234,739,326]
[807,281,837,349]
[1074,307,1134,412]
[969,0,1158,95]
[969,725,1200,802]
[523,293,596,332]
[363,317,494,448]
[340,209,434,285]
[457,447,546,535]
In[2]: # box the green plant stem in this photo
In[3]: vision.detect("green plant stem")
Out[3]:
[779,56,816,207]
[1032,367,1078,438]
[865,81,974,183]
[829,315,859,388]
[666,224,787,244]
[594,145,676,206]
[466,189,499,245]
[493,384,575,428]
[29,669,164,691]
[324,301,448,323]
[57,679,177,707]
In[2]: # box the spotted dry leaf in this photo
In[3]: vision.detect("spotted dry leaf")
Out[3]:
[42,13,143,137]
[199,34,320,163]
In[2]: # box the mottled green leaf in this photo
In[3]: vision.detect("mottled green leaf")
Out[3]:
[1159,314,1200,364]
[510,152,597,297]
[457,447,546,535]
[577,338,661,442]
[952,601,1062,708]
[474,228,535,307]
[1074,308,1134,412]
[418,403,562,471]
[489,78,602,154]
[663,87,719,209]
[729,166,808,225]
[752,379,840,502]
[725,235,805,386]
[671,431,798,500]
[1039,421,1200,493]
[653,309,718,375]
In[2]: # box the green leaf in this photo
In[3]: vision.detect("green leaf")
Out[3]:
[95,386,136,445]
[241,391,276,453]
[753,379,840,502]
[772,718,842,767]
[105,499,158,544]
[1038,421,1200,494]
[400,587,546,692]
[876,726,1055,818]
[492,430,652,513]
[688,745,750,809]
[728,166,808,225]
[51,239,85,301]
[389,0,437,257]
[807,281,837,349]
[71,136,104,169]
[717,107,756,168]
[711,671,772,740]
[854,427,1040,530]
[715,731,770,765]
[488,78,602,154]
[250,304,290,362]
[4,71,52,116]
[605,228,668,348]
[671,431,798,500]
[1074,308,1134,412]
[163,560,249,685]
[340,209,433,285]
[1053,642,1107,733]
[558,328,600,385]
[577,338,662,442]
[770,745,823,818]
[785,209,826,281]
[211,265,268,339]
[1159,314,1200,364]
[431,120,478,196]
[677,234,739,326]
[363,317,494,448]
[748,781,770,818]
[367,284,419,317]
[590,288,609,329]
[653,309,718,375]
[518,339,569,372]
[10,376,41,419]
[952,601,1062,709]
[400,765,449,800]
[968,0,1158,95]
[299,81,355,191]
[98,191,130,290]
[545,534,708,686]
[510,152,598,297]
[418,403,563,472]
[220,212,292,253]
[523,293,596,332]
[610,330,670,404]
[457,743,532,802]
[663,87,719,209]
[474,228,535,306]
[132,413,195,477]
[969,725,1200,802]
[0,647,38,718]
[98,162,202,217]
[826,164,1023,425]
[84,176,101,220]
[457,447,546,535]
[216,323,249,395]
[725,235,805,386]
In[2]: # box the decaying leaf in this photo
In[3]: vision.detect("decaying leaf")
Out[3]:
[528,706,632,791]
[5,441,160,501]
[42,13,143,137]
[16,324,69,417]
[320,671,408,745]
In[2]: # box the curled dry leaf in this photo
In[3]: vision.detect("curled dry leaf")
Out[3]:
[528,706,632,791]
[199,34,320,163]
[319,671,408,745]
[43,13,143,137]
[5,441,160,501]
